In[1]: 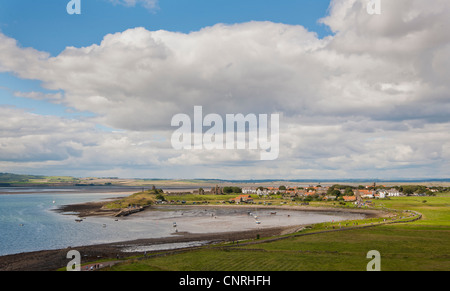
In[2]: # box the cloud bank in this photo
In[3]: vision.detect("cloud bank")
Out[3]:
[1,0,449,179]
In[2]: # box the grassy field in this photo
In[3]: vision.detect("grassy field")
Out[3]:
[105,193,450,271]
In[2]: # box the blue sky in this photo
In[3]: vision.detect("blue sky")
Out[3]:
[0,0,332,55]
[0,0,332,118]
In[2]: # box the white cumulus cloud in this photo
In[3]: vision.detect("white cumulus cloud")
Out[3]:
[1,0,450,178]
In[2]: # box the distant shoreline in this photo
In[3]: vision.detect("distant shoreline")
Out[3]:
[0,186,199,196]
[0,187,140,196]
[2,173,450,190]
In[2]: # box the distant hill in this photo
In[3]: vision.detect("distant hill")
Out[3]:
[0,172,449,187]
[0,173,45,183]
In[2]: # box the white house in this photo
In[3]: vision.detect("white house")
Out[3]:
[377,190,387,199]
[256,189,269,197]
[376,192,386,199]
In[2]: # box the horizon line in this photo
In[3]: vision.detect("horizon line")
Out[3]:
[2,173,450,183]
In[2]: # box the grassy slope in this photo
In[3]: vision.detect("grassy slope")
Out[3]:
[103,190,160,209]
[108,194,450,271]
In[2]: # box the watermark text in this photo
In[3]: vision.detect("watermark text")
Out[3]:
[367,250,381,271]
[171,106,280,161]
[367,0,381,15]
[67,0,81,15]
[66,250,81,271]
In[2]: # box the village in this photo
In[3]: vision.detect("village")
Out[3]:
[157,182,443,208]
[231,183,402,207]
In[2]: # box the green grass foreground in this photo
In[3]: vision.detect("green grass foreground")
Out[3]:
[104,194,450,271]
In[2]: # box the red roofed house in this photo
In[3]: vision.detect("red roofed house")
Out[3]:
[230,195,254,204]
[343,196,356,202]
[354,189,375,198]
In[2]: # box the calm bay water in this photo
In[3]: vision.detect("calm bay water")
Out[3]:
[0,188,365,256]
[0,189,137,256]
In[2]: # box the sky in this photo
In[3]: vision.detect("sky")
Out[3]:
[0,0,449,180]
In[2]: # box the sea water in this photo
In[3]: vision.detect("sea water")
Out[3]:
[0,190,138,256]
[0,188,365,256]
